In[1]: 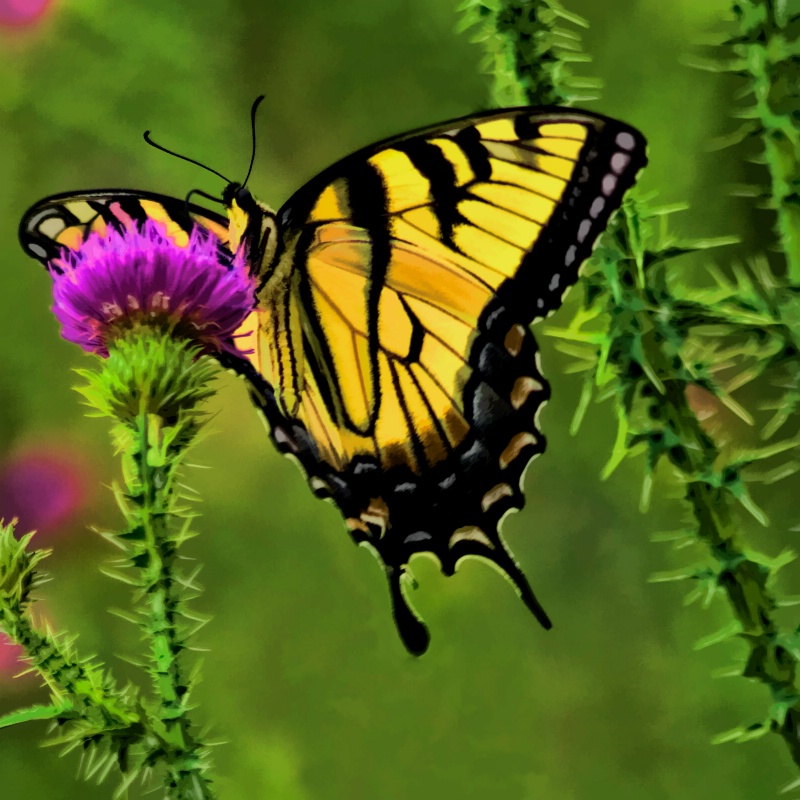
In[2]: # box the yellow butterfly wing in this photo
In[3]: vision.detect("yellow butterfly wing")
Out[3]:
[19,189,232,268]
[246,107,647,653]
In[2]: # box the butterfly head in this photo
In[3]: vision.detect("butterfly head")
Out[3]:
[222,182,277,278]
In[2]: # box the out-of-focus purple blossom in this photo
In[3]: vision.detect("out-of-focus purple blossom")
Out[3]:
[0,634,24,675]
[50,220,256,358]
[0,449,76,683]
[0,0,52,27]
[0,445,88,540]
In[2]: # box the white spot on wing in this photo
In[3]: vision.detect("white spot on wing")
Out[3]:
[602,174,618,196]
[589,197,605,218]
[611,152,630,174]
[616,132,636,151]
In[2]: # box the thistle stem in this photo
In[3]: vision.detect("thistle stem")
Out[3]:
[731,0,800,283]
[134,409,215,800]
[0,597,139,731]
[461,0,594,107]
[595,206,800,766]
[655,373,800,765]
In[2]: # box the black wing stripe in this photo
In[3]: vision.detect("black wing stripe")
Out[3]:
[393,139,465,248]
[341,159,391,433]
[453,126,492,182]
[397,293,425,364]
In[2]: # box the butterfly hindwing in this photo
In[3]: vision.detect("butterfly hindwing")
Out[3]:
[249,107,647,652]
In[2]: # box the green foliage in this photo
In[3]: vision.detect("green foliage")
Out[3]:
[692,0,800,281]
[0,524,49,607]
[0,523,147,792]
[458,0,598,106]
[464,0,800,784]
[0,331,219,798]
[729,0,800,281]
[0,703,72,730]
[81,330,218,798]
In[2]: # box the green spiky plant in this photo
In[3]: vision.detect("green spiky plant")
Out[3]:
[461,0,800,787]
[0,334,218,799]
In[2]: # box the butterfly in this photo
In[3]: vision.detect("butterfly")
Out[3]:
[19,106,646,654]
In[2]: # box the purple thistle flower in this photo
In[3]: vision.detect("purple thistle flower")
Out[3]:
[50,220,256,358]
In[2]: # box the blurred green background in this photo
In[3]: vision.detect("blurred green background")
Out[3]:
[1,0,798,797]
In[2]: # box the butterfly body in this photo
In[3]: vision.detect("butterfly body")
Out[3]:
[20,106,647,654]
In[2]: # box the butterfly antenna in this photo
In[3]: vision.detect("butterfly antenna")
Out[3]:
[143,131,232,184]
[242,94,265,190]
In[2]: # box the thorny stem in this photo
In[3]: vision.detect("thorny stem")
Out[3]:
[658,367,800,764]
[493,0,570,105]
[0,598,140,732]
[731,0,800,283]
[605,209,800,767]
[469,0,800,771]
[460,0,595,108]
[134,410,215,800]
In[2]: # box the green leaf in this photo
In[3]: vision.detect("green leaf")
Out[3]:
[711,725,747,745]
[648,565,703,583]
[0,702,72,729]
[694,619,744,650]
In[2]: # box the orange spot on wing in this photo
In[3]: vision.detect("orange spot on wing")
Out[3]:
[56,228,84,251]
[90,217,108,238]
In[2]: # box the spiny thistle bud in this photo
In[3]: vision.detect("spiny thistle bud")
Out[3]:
[0,522,49,608]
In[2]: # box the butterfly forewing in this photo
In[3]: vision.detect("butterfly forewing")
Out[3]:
[249,107,647,653]
[19,189,232,270]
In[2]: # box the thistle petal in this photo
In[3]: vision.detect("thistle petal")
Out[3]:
[50,221,256,358]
